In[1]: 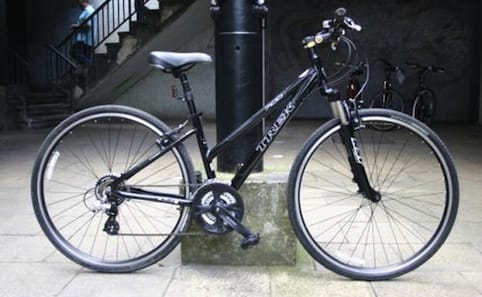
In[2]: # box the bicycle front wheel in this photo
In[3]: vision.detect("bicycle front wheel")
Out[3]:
[411,89,436,125]
[31,105,196,272]
[288,109,458,280]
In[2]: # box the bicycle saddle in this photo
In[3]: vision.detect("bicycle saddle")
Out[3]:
[379,58,400,72]
[148,51,212,72]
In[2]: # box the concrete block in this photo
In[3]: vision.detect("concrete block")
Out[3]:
[181,173,296,266]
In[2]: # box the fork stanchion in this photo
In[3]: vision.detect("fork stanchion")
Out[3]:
[210,0,267,173]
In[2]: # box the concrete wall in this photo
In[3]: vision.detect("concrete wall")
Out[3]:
[114,26,215,119]
[110,0,480,123]
[16,0,480,123]
[480,20,482,125]
[0,0,7,84]
[268,0,481,123]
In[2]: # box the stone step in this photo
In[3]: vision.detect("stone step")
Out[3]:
[22,113,70,129]
[25,103,71,115]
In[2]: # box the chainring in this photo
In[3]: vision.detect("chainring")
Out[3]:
[192,182,244,234]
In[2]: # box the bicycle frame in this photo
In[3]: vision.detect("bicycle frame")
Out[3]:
[112,47,378,205]
[206,68,318,189]
[381,71,394,101]
[111,68,319,200]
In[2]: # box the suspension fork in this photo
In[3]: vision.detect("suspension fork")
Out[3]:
[310,46,379,202]
[329,99,381,202]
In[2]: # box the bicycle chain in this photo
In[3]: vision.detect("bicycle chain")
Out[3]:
[115,181,217,237]
[116,232,206,237]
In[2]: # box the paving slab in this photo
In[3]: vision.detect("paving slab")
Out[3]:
[0,122,481,297]
[269,268,374,297]
[164,265,271,297]
[57,266,176,297]
[0,235,55,262]
[370,271,481,297]
[0,263,81,297]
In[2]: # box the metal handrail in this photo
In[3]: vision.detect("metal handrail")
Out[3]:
[46,0,153,97]
[58,0,152,50]
[7,47,30,86]
[45,0,192,100]
[7,48,30,68]
[46,44,78,69]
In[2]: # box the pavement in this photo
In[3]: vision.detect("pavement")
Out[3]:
[0,120,481,297]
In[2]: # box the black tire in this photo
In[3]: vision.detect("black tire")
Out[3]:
[31,105,196,272]
[288,109,458,280]
[411,89,436,125]
[370,89,405,113]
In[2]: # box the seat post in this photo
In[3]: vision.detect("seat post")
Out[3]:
[176,73,194,106]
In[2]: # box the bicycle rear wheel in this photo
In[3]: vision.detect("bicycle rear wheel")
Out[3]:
[31,105,196,272]
[288,109,458,280]
[411,89,436,125]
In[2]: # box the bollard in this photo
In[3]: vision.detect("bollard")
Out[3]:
[210,0,267,173]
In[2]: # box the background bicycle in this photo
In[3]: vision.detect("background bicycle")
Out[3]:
[368,59,445,125]
[407,62,445,125]
[369,58,405,112]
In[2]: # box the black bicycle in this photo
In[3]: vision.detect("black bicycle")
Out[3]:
[369,58,405,112]
[31,8,459,281]
[407,62,445,125]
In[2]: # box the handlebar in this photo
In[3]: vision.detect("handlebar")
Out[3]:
[335,61,366,75]
[407,62,445,73]
[302,7,361,49]
[379,58,403,73]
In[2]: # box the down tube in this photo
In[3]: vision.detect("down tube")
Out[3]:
[207,69,315,162]
[231,71,318,189]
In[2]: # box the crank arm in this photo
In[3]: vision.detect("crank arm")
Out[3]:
[215,205,260,249]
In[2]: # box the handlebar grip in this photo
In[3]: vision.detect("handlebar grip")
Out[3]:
[303,31,333,48]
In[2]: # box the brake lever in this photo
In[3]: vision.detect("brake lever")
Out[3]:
[344,17,362,31]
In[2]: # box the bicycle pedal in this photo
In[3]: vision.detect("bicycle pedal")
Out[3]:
[240,234,260,249]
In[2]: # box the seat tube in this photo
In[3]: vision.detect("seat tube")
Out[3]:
[178,73,215,179]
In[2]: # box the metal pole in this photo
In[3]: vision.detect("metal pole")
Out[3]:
[211,0,268,173]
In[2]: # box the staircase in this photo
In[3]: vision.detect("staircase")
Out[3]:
[46,0,194,112]
[7,91,72,129]
[5,0,194,129]
[3,48,71,129]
